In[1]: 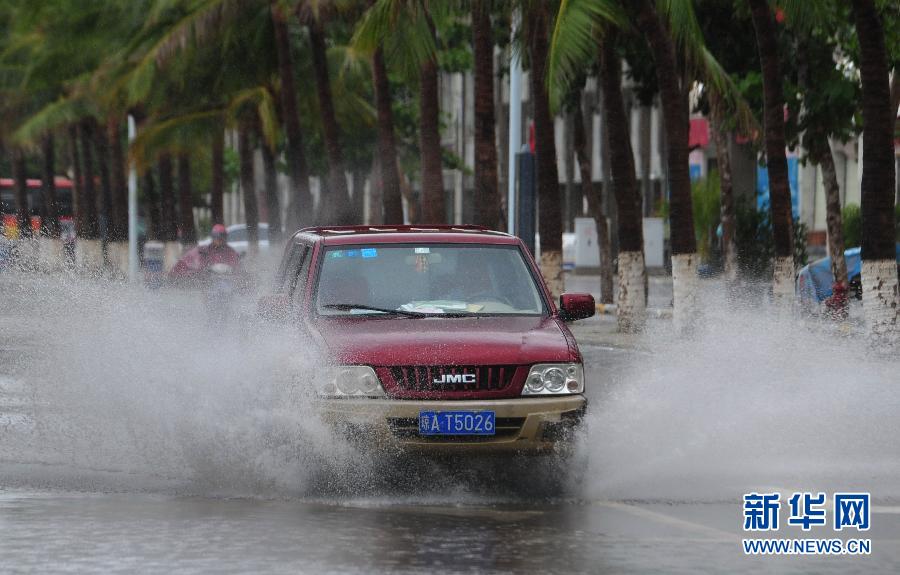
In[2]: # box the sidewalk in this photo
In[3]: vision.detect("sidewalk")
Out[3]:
[563,271,673,349]
[564,271,673,314]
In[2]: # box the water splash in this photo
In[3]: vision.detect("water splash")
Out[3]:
[581,286,900,502]
[2,272,897,504]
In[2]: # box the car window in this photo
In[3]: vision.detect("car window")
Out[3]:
[290,245,312,307]
[315,244,546,316]
[258,226,268,242]
[228,227,247,242]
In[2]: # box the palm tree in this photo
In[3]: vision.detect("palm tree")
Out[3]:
[79,121,100,240]
[158,152,177,242]
[748,0,795,304]
[551,0,752,328]
[304,10,353,224]
[633,0,699,331]
[418,10,445,223]
[92,119,114,244]
[271,1,314,230]
[176,153,196,244]
[107,120,128,242]
[708,91,737,283]
[353,0,446,224]
[12,148,31,239]
[372,47,404,223]
[41,134,60,237]
[528,1,564,298]
[548,1,644,329]
[851,0,898,336]
[67,125,89,238]
[472,0,499,228]
[573,86,613,305]
[600,34,647,332]
[238,117,260,254]
[211,129,225,225]
[260,131,281,241]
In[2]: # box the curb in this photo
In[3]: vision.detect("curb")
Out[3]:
[594,303,673,319]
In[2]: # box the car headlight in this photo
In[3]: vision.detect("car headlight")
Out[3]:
[319,366,385,398]
[522,363,584,395]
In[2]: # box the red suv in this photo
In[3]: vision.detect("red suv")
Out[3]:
[261,225,595,453]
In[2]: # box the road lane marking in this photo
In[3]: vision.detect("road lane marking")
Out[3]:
[593,500,741,542]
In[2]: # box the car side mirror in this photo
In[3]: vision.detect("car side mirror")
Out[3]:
[257,294,291,321]
[559,293,595,321]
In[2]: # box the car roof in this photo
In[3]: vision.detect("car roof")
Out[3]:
[293,225,519,246]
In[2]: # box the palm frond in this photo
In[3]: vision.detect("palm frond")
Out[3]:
[658,0,760,138]
[226,85,280,149]
[130,109,224,171]
[548,0,625,111]
[351,0,437,82]
[11,95,95,146]
[153,0,250,67]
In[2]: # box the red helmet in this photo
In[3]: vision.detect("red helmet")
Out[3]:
[211,224,227,239]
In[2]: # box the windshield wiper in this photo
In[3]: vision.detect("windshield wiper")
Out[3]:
[322,303,427,317]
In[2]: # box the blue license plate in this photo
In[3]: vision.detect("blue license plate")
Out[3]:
[418,411,496,436]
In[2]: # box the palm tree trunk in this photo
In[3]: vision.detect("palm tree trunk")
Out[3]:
[260,130,281,242]
[639,105,652,215]
[351,171,365,223]
[574,93,613,304]
[41,134,60,237]
[529,3,564,299]
[373,47,403,224]
[211,129,225,226]
[176,153,196,245]
[635,0,698,331]
[308,17,352,225]
[851,0,898,337]
[419,23,446,224]
[12,148,31,239]
[271,1,313,229]
[108,120,128,241]
[709,91,737,283]
[68,125,88,239]
[472,0,499,229]
[817,143,848,286]
[238,120,260,255]
[600,34,646,332]
[79,122,99,240]
[143,169,162,241]
[92,120,114,245]
[749,0,796,304]
[158,153,177,242]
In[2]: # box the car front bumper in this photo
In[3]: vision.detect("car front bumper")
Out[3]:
[316,395,586,454]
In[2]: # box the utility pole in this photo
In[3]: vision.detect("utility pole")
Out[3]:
[506,9,522,235]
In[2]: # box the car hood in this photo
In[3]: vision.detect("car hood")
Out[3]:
[313,315,578,366]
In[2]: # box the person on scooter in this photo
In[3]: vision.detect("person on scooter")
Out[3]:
[169,224,241,280]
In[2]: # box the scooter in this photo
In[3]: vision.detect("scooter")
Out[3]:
[205,262,236,328]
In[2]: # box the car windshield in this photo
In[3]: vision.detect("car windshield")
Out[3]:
[315,244,546,316]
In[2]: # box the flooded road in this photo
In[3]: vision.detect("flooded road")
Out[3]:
[2,272,899,573]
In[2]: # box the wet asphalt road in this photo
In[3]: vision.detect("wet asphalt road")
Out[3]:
[1,272,899,574]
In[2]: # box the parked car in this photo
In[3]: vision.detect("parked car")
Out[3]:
[198,223,269,255]
[797,243,900,306]
[259,225,594,454]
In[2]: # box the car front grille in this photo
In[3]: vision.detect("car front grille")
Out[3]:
[387,417,525,441]
[388,365,518,393]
